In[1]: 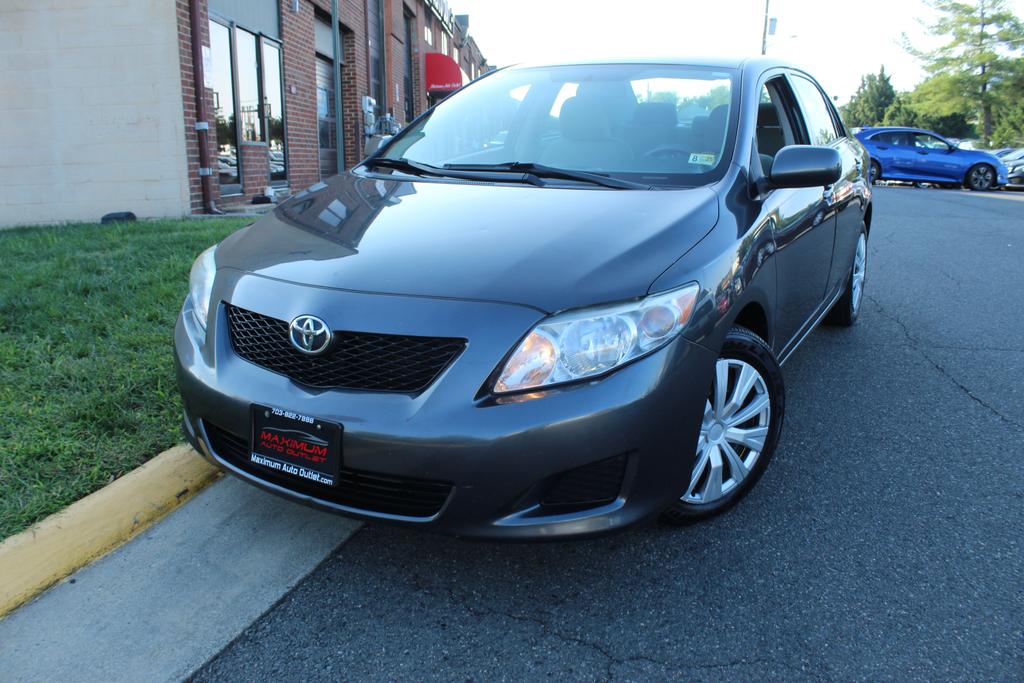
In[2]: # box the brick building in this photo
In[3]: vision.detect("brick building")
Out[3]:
[0,0,489,226]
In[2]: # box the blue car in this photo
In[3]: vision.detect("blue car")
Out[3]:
[855,126,1008,191]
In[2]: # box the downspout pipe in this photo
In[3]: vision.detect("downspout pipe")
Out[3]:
[188,0,222,214]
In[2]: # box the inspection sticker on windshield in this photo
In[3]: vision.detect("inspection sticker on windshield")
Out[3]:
[688,153,717,166]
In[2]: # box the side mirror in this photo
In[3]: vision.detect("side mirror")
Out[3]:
[768,145,842,188]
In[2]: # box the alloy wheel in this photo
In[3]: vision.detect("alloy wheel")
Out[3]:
[682,358,771,504]
[851,233,866,313]
[970,165,994,190]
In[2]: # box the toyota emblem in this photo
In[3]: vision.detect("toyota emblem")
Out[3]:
[289,315,332,355]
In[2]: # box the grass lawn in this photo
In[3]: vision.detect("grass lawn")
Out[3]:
[0,217,253,541]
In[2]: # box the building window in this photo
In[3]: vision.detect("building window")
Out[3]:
[209,20,240,195]
[453,47,459,65]
[262,41,286,183]
[236,28,262,142]
[424,24,432,46]
[208,18,288,193]
[404,13,415,123]
[441,31,449,55]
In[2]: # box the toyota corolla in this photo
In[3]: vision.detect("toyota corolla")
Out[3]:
[175,57,872,539]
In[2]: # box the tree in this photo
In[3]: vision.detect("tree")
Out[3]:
[882,93,919,127]
[882,77,976,138]
[905,0,1024,141]
[842,67,896,127]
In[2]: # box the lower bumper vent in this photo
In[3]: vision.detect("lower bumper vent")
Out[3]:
[540,454,628,512]
[203,421,452,519]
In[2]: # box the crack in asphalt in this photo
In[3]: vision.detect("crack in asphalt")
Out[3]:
[440,584,829,682]
[866,294,1023,432]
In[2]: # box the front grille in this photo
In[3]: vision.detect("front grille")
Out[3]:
[225,304,465,393]
[203,421,452,518]
[541,454,628,511]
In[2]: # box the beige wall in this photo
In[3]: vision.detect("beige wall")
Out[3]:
[0,0,190,227]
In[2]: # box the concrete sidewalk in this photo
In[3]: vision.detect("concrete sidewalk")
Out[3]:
[0,476,360,683]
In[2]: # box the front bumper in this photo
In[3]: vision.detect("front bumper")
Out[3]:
[174,274,716,540]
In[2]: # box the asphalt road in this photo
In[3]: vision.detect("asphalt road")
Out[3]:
[195,187,1024,682]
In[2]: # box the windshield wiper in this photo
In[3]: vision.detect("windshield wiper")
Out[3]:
[363,157,543,185]
[442,162,652,190]
[362,157,447,177]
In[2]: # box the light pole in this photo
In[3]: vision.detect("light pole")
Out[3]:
[761,0,770,55]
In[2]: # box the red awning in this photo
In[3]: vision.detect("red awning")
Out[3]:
[425,52,464,93]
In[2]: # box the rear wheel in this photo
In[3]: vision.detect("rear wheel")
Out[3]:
[662,326,784,524]
[826,225,867,326]
[869,160,881,184]
[966,164,995,191]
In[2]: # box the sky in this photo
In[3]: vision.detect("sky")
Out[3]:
[452,0,1024,104]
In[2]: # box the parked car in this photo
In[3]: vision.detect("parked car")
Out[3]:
[856,126,1008,190]
[1004,151,1024,189]
[176,57,872,539]
[1001,147,1024,163]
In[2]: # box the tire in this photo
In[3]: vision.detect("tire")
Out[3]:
[869,160,881,185]
[826,224,867,326]
[965,163,995,191]
[662,326,785,524]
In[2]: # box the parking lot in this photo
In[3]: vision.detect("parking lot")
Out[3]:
[190,186,1023,682]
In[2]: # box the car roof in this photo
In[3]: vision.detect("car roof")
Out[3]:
[857,126,940,136]
[506,55,797,72]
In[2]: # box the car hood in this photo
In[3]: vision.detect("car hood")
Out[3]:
[216,172,719,313]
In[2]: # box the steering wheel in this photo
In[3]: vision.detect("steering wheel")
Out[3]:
[643,145,693,160]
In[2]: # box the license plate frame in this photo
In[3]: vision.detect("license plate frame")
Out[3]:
[250,405,342,487]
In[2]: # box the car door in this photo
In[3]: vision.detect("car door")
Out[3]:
[886,131,923,179]
[755,75,837,354]
[912,132,960,181]
[865,131,897,174]
[789,74,865,298]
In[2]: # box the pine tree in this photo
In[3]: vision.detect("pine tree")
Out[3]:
[842,67,896,127]
[905,0,1024,141]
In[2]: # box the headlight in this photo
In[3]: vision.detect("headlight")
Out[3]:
[188,245,217,330]
[494,283,699,394]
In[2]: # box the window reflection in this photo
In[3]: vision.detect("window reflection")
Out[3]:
[209,21,240,195]
[237,29,262,143]
[263,41,286,183]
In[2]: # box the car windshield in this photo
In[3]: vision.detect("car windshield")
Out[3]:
[378,63,738,188]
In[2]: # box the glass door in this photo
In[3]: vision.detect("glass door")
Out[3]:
[262,41,286,184]
[208,20,240,195]
[316,57,338,178]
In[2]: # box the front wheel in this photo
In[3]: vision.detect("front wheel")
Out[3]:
[966,164,995,191]
[869,160,881,184]
[662,326,784,524]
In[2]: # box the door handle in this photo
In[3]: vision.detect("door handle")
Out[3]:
[877,145,889,150]
[916,150,929,155]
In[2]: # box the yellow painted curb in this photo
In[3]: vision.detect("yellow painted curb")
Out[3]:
[0,445,220,618]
